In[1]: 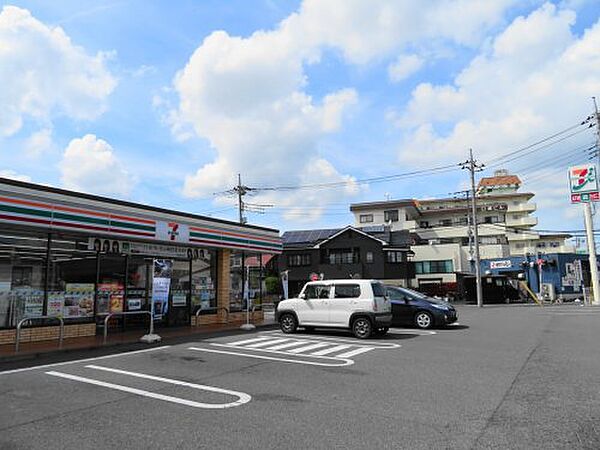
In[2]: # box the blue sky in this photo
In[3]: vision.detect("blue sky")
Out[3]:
[1,0,600,234]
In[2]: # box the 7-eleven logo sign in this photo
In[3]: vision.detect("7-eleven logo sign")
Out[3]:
[168,222,180,241]
[157,221,189,243]
[569,165,598,194]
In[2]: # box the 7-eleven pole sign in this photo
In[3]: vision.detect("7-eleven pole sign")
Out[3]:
[569,165,600,203]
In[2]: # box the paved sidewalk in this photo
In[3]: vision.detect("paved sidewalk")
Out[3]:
[0,315,276,363]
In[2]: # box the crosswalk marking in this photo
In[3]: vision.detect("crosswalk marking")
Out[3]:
[336,347,374,358]
[264,340,310,351]
[310,344,352,356]
[286,342,332,354]
[243,338,289,348]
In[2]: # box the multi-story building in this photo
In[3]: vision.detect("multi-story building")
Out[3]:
[350,170,574,290]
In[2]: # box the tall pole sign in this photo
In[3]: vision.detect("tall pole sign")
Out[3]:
[569,164,600,305]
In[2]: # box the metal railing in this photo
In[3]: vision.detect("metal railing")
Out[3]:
[15,315,64,353]
[103,311,153,344]
[193,307,229,326]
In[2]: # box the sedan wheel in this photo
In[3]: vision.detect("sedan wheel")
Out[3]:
[415,311,433,329]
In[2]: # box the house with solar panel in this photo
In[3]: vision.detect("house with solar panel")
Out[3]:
[277,226,415,297]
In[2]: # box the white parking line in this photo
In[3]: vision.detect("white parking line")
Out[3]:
[228,337,273,346]
[259,330,402,348]
[336,347,374,358]
[0,346,172,376]
[310,344,352,356]
[262,340,309,351]
[188,346,353,367]
[286,342,332,354]
[243,338,289,348]
[46,369,250,409]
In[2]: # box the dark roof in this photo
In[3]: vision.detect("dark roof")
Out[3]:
[281,228,341,247]
[281,226,412,248]
[0,177,278,233]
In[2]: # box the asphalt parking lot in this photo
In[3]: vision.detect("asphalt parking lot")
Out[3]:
[2,304,600,450]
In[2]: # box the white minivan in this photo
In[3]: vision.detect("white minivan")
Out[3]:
[275,280,392,339]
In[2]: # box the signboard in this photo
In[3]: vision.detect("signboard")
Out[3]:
[569,165,599,203]
[152,259,172,319]
[64,284,95,317]
[490,260,512,269]
[156,222,190,243]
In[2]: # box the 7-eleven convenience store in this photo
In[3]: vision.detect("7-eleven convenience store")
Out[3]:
[0,177,281,346]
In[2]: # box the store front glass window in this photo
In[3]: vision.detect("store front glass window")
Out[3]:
[48,232,98,322]
[191,249,217,314]
[0,228,48,328]
[230,251,244,312]
[97,255,126,317]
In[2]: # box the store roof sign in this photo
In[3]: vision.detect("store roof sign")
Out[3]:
[156,221,190,243]
[569,165,599,203]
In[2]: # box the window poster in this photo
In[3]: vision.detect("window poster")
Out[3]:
[22,290,44,317]
[47,292,65,316]
[97,282,124,314]
[64,283,95,318]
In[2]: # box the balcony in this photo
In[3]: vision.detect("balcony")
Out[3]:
[505,216,538,227]
[507,202,536,213]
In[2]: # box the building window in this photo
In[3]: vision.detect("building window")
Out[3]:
[550,242,560,248]
[323,248,359,264]
[288,254,311,267]
[414,260,454,274]
[366,252,373,263]
[456,217,468,226]
[359,214,373,223]
[386,251,404,263]
[439,219,452,227]
[420,221,429,228]
[484,216,500,224]
[536,242,546,248]
[384,210,399,222]
[515,243,525,249]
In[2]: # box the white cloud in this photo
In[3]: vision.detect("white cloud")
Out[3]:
[397,3,600,165]
[60,134,132,196]
[171,0,522,216]
[24,128,53,157]
[388,54,424,82]
[0,170,31,182]
[0,6,116,137]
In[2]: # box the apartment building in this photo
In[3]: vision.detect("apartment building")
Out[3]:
[350,170,574,289]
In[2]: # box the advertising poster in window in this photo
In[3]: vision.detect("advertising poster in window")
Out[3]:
[64,284,95,318]
[22,290,44,317]
[97,282,124,314]
[47,292,65,316]
[152,259,172,319]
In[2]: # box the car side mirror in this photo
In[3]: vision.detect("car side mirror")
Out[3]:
[299,293,306,300]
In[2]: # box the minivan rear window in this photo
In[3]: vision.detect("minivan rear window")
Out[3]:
[334,284,361,298]
[371,282,385,297]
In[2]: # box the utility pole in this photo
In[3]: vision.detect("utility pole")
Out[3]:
[589,97,600,305]
[461,150,485,308]
[234,173,248,224]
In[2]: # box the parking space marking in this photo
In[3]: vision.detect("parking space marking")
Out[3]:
[46,365,251,409]
[261,340,310,351]
[259,330,402,348]
[228,336,273,346]
[286,342,331,354]
[310,344,352,356]
[244,339,289,348]
[188,346,353,367]
[336,347,375,358]
[0,346,172,376]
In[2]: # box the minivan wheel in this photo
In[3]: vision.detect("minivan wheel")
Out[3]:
[279,314,298,334]
[415,311,433,329]
[352,317,372,339]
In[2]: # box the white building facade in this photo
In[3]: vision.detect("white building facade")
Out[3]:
[350,170,574,288]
